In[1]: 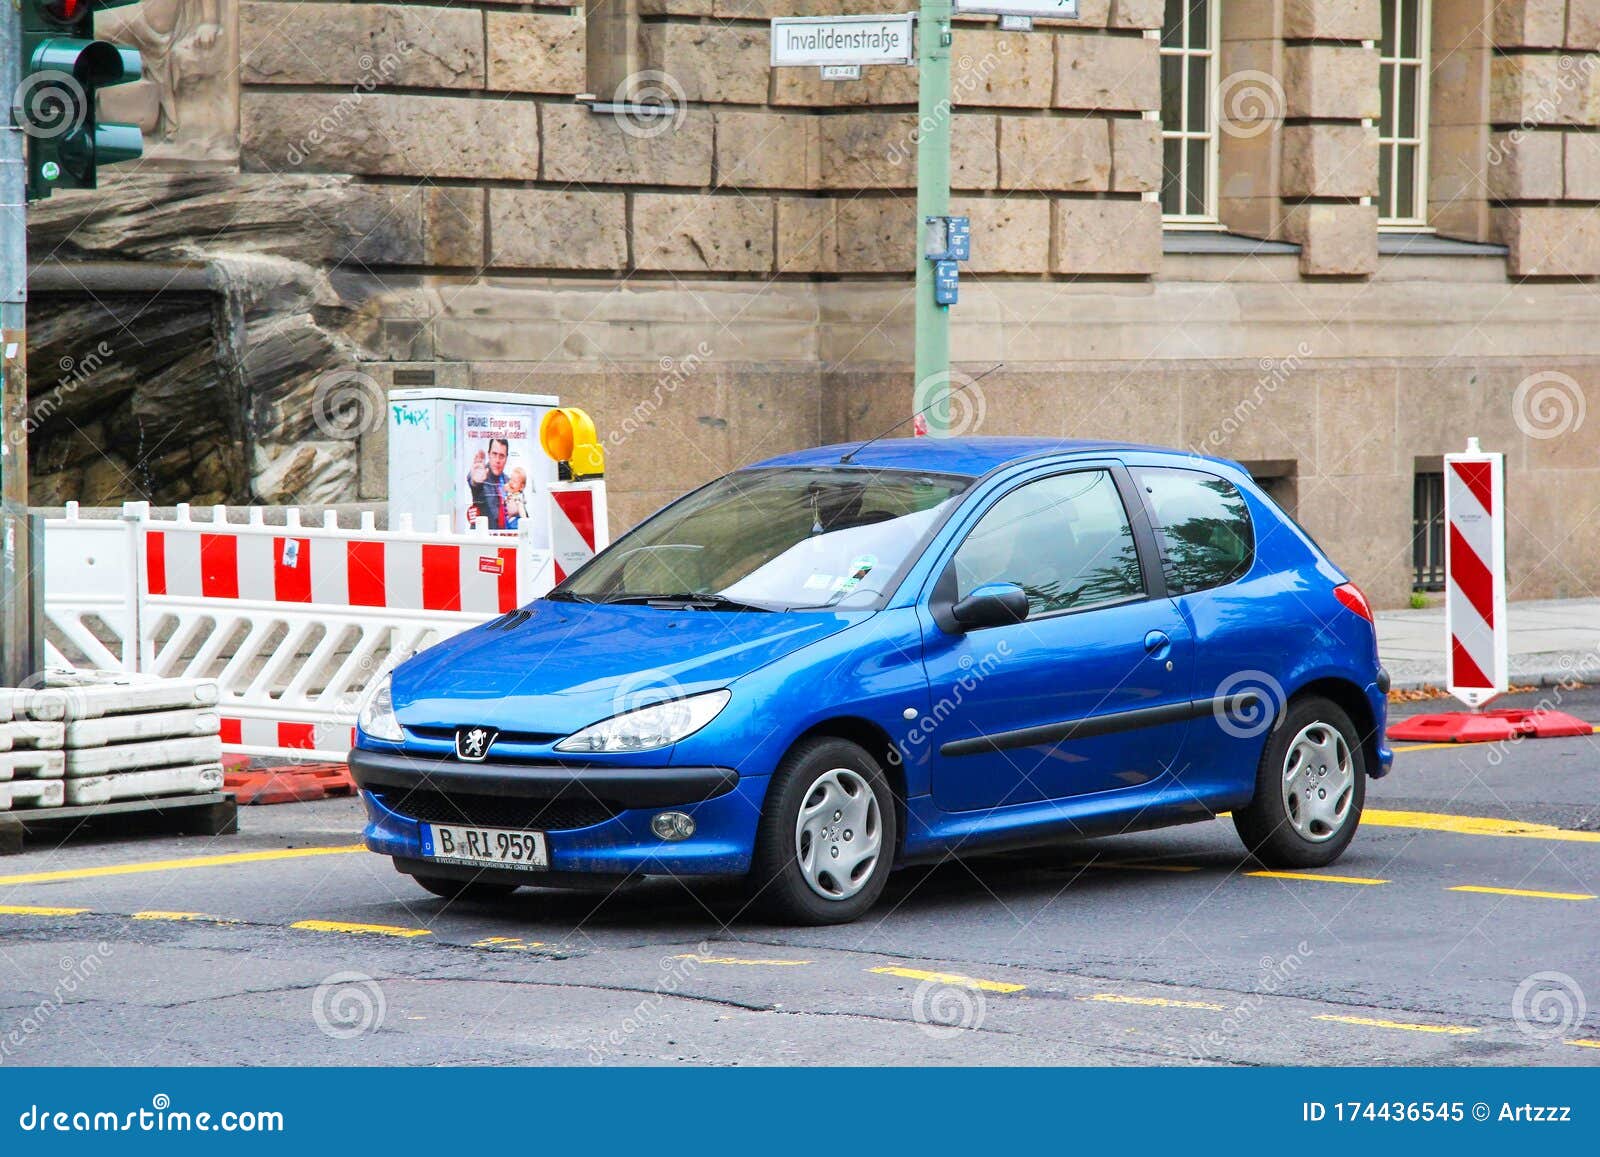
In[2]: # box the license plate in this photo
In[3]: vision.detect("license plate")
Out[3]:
[421,823,548,869]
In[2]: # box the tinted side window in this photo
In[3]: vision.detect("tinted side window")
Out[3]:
[953,470,1144,616]
[1132,467,1254,594]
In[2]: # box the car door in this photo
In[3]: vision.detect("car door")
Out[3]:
[919,464,1195,813]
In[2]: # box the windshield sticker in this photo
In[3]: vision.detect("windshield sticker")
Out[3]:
[803,573,836,591]
[836,554,878,595]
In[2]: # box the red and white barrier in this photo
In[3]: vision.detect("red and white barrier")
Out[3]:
[545,481,610,586]
[1443,438,1507,708]
[44,502,557,761]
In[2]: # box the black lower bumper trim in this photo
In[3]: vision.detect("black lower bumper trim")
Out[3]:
[349,748,738,809]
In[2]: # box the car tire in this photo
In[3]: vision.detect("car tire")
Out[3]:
[410,874,520,904]
[747,737,897,926]
[1233,695,1366,869]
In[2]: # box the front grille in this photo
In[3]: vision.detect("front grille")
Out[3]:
[375,787,620,832]
[403,726,564,746]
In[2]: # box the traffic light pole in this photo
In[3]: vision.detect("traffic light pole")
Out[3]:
[913,0,953,437]
[1,0,39,686]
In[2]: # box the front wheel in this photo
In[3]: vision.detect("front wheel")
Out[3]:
[747,737,897,926]
[1233,695,1366,869]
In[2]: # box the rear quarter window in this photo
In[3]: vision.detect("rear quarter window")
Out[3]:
[1131,467,1254,594]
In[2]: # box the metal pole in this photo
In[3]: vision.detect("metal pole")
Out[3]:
[913,0,953,436]
[1,0,38,686]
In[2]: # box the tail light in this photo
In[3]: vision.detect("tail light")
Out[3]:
[1333,582,1373,622]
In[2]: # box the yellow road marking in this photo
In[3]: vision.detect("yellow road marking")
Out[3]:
[1364,810,1600,844]
[675,954,813,967]
[1314,1014,1478,1035]
[290,919,431,939]
[1247,870,1389,885]
[472,936,548,950]
[1082,993,1224,1010]
[131,910,238,923]
[1567,1039,1600,1050]
[0,904,88,916]
[1449,885,1595,902]
[869,966,1025,994]
[0,844,364,887]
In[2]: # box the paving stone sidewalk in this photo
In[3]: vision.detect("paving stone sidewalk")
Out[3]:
[1377,597,1600,691]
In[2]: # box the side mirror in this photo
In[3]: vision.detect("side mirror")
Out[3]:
[950,582,1029,630]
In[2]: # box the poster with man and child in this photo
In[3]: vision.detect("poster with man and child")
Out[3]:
[461,405,537,531]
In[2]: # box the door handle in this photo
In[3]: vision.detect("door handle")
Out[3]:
[1143,630,1171,658]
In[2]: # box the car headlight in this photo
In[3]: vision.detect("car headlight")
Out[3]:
[358,674,404,742]
[555,689,730,754]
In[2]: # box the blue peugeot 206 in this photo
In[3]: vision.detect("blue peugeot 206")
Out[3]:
[351,437,1392,925]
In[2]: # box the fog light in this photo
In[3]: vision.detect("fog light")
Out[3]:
[651,811,696,841]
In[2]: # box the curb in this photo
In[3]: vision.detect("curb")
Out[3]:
[1387,664,1595,694]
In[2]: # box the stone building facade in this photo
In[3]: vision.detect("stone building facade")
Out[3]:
[22,0,1600,607]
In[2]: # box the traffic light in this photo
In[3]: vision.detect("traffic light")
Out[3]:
[16,0,143,201]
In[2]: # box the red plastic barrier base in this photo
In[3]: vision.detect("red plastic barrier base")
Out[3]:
[1388,708,1594,744]
[224,763,355,805]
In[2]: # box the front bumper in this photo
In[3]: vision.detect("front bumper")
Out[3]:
[349,747,765,877]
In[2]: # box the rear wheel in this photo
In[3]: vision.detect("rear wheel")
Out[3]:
[747,737,897,926]
[410,874,520,903]
[1233,695,1365,868]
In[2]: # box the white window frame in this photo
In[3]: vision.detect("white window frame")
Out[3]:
[1377,0,1432,229]
[1160,0,1221,229]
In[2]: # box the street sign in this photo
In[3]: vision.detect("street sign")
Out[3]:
[946,216,970,261]
[770,14,917,68]
[953,0,1078,17]
[934,260,959,306]
[1443,437,1507,708]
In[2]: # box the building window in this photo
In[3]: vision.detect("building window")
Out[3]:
[1412,469,1444,590]
[1160,0,1219,224]
[1378,0,1430,226]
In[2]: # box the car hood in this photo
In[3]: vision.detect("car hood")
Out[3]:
[390,600,861,735]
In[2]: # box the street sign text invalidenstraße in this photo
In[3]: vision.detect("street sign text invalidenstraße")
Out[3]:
[770,14,917,68]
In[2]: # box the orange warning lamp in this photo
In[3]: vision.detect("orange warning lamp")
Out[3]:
[539,407,605,479]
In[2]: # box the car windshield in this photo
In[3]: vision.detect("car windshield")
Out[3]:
[557,466,972,610]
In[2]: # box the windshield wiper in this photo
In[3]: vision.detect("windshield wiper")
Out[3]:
[603,592,777,612]
[544,590,599,603]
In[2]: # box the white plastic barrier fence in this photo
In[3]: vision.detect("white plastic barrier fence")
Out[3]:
[44,502,553,761]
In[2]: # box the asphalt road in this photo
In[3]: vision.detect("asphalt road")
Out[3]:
[3,689,1598,1067]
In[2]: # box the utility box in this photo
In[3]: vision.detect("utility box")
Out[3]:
[386,389,561,536]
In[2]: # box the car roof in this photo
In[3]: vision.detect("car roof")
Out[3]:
[750,436,1200,478]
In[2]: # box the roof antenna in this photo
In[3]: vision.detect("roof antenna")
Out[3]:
[839,363,1003,465]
